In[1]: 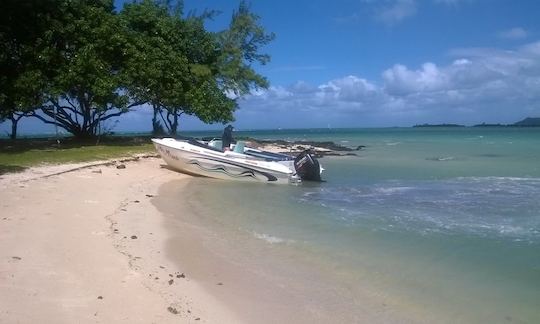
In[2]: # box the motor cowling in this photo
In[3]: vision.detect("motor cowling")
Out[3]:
[294,150,322,181]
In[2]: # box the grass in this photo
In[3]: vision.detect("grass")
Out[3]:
[0,136,157,175]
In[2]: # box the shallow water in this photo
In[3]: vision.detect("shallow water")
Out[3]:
[171,127,540,323]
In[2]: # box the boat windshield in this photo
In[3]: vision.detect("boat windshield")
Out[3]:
[187,138,224,153]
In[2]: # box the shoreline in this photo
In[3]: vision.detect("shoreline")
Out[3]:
[3,152,497,324]
[1,156,412,324]
[0,157,239,323]
[155,179,422,324]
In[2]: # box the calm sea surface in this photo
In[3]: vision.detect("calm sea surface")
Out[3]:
[177,127,540,323]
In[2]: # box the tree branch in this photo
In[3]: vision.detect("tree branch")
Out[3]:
[99,110,127,122]
[158,107,172,133]
[40,105,79,130]
[127,100,146,109]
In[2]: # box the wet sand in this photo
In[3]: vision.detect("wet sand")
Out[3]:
[154,179,419,324]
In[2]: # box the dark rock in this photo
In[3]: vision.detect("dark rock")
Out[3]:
[145,194,154,197]
[246,138,360,154]
[133,200,140,203]
[116,164,126,169]
[97,296,103,300]
[177,273,185,278]
[167,306,179,315]
[12,256,21,260]
[130,235,137,239]
[168,279,174,285]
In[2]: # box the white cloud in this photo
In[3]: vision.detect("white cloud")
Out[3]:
[237,41,540,127]
[382,62,450,95]
[376,0,417,26]
[519,41,540,56]
[318,76,378,101]
[498,27,528,40]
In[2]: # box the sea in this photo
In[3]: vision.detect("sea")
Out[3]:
[165,127,540,323]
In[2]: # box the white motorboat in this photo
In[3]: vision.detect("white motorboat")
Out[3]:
[152,137,322,184]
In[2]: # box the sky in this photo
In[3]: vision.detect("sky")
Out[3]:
[4,0,540,134]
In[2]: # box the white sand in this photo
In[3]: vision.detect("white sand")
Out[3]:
[0,157,240,323]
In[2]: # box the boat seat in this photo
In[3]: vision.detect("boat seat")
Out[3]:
[233,141,245,153]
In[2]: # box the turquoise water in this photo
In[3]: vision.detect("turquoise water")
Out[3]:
[175,127,540,323]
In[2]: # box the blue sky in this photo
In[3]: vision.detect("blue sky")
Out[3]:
[4,0,540,134]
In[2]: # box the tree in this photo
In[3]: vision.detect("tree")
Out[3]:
[0,71,44,140]
[121,0,191,135]
[27,0,139,139]
[1,0,275,138]
[121,0,232,135]
[0,0,53,139]
[216,1,275,96]
[122,0,274,135]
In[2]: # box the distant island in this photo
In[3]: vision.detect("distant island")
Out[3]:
[511,117,540,127]
[414,117,540,128]
[472,123,505,127]
[413,123,465,128]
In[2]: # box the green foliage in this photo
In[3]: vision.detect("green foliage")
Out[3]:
[121,0,230,135]
[186,80,236,123]
[0,0,55,138]
[216,1,275,96]
[1,0,274,138]
[34,0,134,138]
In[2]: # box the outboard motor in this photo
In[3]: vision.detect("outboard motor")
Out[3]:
[294,150,322,181]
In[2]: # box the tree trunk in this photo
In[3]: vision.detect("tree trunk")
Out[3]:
[170,109,179,136]
[152,105,164,135]
[9,115,18,140]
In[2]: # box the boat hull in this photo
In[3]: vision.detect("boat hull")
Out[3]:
[152,138,293,184]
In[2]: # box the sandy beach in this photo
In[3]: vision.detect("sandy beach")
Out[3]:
[0,157,240,323]
[3,147,515,323]
[0,155,404,324]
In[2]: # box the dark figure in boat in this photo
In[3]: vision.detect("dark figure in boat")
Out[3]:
[222,125,234,151]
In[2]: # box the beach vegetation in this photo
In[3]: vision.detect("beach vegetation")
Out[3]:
[121,0,274,135]
[0,0,274,139]
[121,0,231,136]
[0,0,54,139]
[0,136,155,174]
[1,0,136,139]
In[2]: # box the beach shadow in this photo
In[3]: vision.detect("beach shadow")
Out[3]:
[0,136,153,154]
[0,165,28,175]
